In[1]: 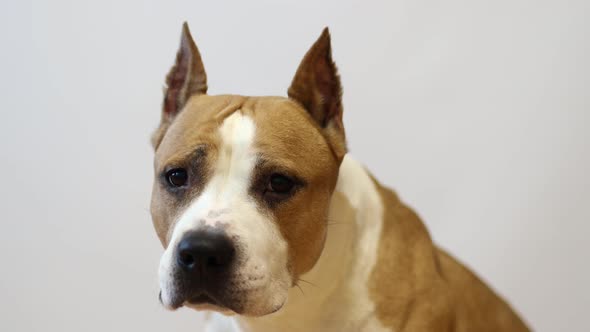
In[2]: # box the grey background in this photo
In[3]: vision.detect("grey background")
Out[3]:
[2,0,588,331]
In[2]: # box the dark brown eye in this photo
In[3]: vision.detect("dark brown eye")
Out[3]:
[166,168,188,187]
[268,174,294,194]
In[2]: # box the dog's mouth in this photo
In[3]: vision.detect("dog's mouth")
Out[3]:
[188,293,217,306]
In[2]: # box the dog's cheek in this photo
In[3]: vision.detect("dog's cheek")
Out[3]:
[150,185,180,248]
[277,192,330,278]
[294,217,328,277]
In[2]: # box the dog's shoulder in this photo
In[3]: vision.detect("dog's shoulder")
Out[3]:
[366,177,529,331]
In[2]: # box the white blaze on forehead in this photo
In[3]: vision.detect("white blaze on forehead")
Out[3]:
[171,111,257,240]
[213,111,257,201]
[159,111,291,312]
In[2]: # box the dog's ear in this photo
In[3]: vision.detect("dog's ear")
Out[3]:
[153,23,207,149]
[288,28,346,160]
[162,22,207,120]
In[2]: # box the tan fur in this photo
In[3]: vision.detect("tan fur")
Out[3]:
[369,176,530,331]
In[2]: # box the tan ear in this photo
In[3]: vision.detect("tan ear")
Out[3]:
[162,22,207,119]
[288,28,346,160]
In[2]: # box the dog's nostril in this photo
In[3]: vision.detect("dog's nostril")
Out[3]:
[179,251,195,267]
[207,256,218,267]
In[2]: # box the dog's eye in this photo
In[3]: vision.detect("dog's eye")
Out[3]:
[166,168,188,187]
[268,174,294,194]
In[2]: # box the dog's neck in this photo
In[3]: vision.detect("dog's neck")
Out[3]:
[236,155,389,332]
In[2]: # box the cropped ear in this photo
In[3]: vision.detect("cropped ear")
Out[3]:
[162,22,208,120]
[288,28,346,160]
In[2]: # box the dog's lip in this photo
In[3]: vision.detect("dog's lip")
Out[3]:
[159,290,185,310]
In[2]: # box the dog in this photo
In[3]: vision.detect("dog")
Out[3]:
[150,22,530,332]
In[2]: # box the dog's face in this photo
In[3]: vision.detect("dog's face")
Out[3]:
[151,23,346,316]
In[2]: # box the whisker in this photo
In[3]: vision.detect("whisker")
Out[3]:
[327,221,352,227]
[297,278,318,288]
[295,283,305,296]
[326,218,350,225]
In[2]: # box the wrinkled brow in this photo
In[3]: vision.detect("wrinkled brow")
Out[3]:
[255,155,300,177]
[159,145,208,171]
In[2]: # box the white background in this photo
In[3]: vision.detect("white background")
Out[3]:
[2,0,588,331]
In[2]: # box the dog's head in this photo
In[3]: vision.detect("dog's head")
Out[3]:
[151,23,346,316]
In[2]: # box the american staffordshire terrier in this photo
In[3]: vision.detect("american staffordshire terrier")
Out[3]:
[150,23,530,332]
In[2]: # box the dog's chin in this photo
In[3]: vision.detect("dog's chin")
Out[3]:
[184,296,237,315]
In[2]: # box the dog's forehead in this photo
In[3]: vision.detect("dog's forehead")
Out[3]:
[156,94,333,172]
[155,94,244,162]
[248,99,336,178]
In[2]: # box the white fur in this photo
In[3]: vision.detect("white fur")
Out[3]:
[236,155,391,332]
[159,112,291,313]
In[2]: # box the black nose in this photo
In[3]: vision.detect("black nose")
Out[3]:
[176,230,235,275]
